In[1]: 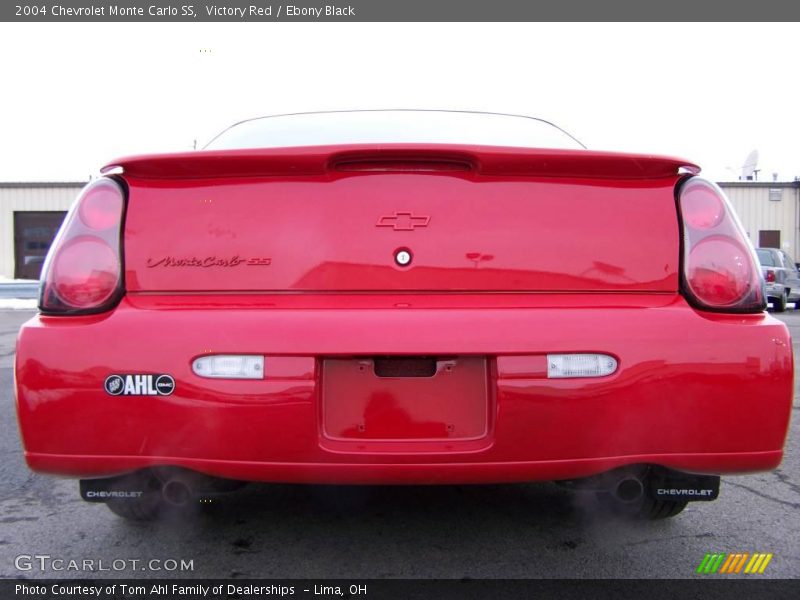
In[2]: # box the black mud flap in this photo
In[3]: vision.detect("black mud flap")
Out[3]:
[648,467,720,502]
[79,472,153,503]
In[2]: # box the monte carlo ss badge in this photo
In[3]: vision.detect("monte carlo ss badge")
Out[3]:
[146,255,271,268]
[104,374,175,396]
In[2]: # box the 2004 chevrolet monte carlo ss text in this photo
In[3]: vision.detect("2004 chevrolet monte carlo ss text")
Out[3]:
[14,110,793,521]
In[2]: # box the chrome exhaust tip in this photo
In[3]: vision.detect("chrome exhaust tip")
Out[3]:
[614,476,645,503]
[161,479,193,507]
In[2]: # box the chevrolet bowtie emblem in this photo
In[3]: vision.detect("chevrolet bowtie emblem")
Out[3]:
[376,212,431,231]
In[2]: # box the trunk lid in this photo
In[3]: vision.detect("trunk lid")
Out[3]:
[115,145,688,293]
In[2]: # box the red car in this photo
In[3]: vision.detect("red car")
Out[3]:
[15,111,793,520]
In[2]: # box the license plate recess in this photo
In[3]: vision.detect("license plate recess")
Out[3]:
[322,357,489,441]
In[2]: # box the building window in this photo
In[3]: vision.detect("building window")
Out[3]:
[758,230,781,249]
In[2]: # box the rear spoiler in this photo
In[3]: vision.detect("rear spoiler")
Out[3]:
[103,144,700,181]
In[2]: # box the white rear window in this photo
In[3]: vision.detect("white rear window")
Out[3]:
[756,249,776,266]
[205,110,585,151]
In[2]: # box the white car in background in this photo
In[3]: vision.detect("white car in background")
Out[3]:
[756,247,800,311]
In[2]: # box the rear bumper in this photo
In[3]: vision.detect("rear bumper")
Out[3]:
[766,281,800,302]
[15,293,793,484]
[765,281,785,297]
[27,452,784,485]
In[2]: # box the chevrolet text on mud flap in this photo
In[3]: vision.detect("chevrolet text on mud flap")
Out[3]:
[84,491,143,499]
[14,110,792,521]
[657,488,716,497]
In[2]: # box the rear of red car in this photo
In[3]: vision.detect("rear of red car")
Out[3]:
[15,112,793,520]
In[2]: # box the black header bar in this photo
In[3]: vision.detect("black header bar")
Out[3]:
[3,0,800,22]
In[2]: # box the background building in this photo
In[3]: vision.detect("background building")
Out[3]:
[721,181,800,261]
[2,180,800,280]
[0,182,83,280]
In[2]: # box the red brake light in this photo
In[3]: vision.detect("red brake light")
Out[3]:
[687,236,752,305]
[78,178,124,230]
[52,237,119,308]
[678,177,765,312]
[39,178,125,314]
[766,270,776,283]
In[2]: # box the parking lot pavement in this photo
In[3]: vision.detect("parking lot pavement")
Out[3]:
[1,308,798,579]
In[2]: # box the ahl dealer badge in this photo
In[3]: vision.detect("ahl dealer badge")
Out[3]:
[104,374,175,396]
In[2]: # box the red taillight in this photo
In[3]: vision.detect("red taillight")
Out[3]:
[687,236,752,305]
[678,177,765,312]
[39,178,125,314]
[766,270,776,283]
[78,178,124,230]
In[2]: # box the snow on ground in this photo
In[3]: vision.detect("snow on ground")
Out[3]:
[0,298,37,309]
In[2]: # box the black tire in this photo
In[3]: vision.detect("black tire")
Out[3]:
[596,490,688,520]
[774,290,788,312]
[639,496,689,519]
[103,471,166,521]
[106,493,164,521]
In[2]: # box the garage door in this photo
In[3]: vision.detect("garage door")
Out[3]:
[14,211,67,280]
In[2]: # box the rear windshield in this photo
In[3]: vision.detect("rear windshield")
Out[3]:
[205,110,585,151]
[756,249,776,266]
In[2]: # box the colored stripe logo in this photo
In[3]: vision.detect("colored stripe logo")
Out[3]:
[697,553,773,574]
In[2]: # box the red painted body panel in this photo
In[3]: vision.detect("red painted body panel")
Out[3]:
[14,144,792,486]
[104,145,698,180]
[15,293,792,483]
[121,147,683,294]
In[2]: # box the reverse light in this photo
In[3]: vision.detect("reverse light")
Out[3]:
[192,355,264,379]
[678,177,765,312]
[39,178,126,314]
[547,354,618,378]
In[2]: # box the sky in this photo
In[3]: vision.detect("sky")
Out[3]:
[0,22,797,182]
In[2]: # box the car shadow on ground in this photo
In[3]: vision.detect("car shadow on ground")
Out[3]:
[101,481,694,578]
